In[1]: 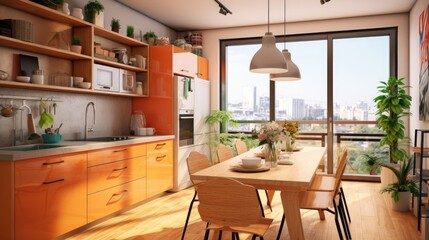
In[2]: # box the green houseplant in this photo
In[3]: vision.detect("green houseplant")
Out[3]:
[38,101,62,143]
[110,18,120,33]
[70,36,82,54]
[143,31,157,45]
[374,76,412,163]
[379,156,418,211]
[127,25,135,38]
[84,0,104,25]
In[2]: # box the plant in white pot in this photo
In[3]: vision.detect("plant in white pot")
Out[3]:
[84,0,104,27]
[379,156,419,211]
[71,36,82,54]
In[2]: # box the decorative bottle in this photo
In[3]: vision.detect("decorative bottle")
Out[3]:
[71,8,83,20]
[62,3,70,15]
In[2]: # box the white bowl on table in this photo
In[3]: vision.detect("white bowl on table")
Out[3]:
[241,157,262,169]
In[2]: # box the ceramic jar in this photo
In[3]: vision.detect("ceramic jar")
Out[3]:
[71,8,83,20]
[62,3,70,15]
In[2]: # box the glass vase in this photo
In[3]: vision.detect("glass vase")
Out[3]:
[265,142,278,168]
[285,134,294,152]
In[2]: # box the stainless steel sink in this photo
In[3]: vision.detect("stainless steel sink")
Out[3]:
[0,144,66,151]
[70,136,132,142]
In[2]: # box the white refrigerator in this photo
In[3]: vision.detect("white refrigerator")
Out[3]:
[173,78,210,191]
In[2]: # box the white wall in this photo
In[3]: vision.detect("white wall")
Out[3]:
[201,13,410,113]
[410,0,429,142]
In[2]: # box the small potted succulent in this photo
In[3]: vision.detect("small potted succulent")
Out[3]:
[71,36,82,54]
[143,31,157,45]
[127,25,135,38]
[110,18,120,33]
[84,0,104,26]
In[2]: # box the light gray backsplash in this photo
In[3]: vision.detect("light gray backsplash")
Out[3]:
[0,88,132,147]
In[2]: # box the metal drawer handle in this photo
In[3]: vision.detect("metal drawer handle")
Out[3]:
[42,160,64,165]
[156,155,167,161]
[113,149,127,153]
[155,143,166,149]
[43,179,64,185]
[180,69,189,73]
[112,190,128,196]
[113,166,128,171]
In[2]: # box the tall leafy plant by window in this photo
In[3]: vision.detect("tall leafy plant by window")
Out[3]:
[374,76,411,163]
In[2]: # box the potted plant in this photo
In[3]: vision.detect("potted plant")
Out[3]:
[71,36,82,54]
[353,153,382,175]
[127,25,135,38]
[374,76,412,163]
[143,31,157,45]
[84,0,104,27]
[379,156,419,211]
[110,18,120,33]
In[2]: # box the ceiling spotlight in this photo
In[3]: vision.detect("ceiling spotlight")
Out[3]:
[320,0,331,4]
[215,0,232,15]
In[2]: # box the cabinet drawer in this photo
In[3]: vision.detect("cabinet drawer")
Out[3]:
[15,153,87,240]
[147,140,172,154]
[88,178,146,222]
[88,156,146,194]
[88,144,146,167]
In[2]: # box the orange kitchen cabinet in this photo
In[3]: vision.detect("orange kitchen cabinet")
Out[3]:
[197,56,209,80]
[88,177,146,222]
[0,161,14,240]
[88,156,146,194]
[146,140,173,198]
[14,153,87,240]
[87,144,146,167]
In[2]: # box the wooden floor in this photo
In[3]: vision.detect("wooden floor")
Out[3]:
[67,181,420,240]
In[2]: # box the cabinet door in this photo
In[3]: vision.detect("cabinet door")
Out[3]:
[88,144,146,167]
[15,153,87,240]
[173,52,197,78]
[147,140,173,198]
[88,156,146,194]
[197,56,209,80]
[194,78,210,136]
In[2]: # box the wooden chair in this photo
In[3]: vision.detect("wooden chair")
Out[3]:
[307,147,352,222]
[181,151,211,240]
[234,139,248,155]
[277,149,351,240]
[197,178,273,240]
[216,144,234,163]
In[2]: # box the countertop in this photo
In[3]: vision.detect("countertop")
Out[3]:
[0,135,175,161]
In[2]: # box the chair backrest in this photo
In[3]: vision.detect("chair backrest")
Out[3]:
[235,139,248,155]
[333,147,348,195]
[197,178,262,227]
[186,151,211,185]
[216,144,234,163]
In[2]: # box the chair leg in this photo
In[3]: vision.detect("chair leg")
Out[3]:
[204,222,210,240]
[339,195,352,239]
[332,199,344,240]
[235,232,240,240]
[276,214,286,240]
[340,187,351,222]
[256,190,265,217]
[218,230,223,240]
[181,191,198,240]
[265,190,272,211]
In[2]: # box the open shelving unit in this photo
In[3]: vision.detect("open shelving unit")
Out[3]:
[0,0,149,97]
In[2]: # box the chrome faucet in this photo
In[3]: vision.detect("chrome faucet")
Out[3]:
[84,102,96,141]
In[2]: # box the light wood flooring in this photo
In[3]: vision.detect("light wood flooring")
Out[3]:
[67,181,421,240]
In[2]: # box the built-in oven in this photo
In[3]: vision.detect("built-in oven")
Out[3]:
[179,111,194,147]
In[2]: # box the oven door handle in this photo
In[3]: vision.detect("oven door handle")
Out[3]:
[179,116,194,119]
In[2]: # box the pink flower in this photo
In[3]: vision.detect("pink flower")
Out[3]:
[259,133,267,141]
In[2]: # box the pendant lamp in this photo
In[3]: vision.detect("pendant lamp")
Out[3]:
[270,0,301,81]
[249,0,287,74]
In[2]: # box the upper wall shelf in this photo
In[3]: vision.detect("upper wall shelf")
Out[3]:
[94,26,148,47]
[0,0,91,27]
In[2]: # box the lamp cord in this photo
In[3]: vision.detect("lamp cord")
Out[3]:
[283,0,286,49]
[267,0,270,32]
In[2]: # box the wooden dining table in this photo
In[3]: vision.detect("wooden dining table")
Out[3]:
[191,146,327,240]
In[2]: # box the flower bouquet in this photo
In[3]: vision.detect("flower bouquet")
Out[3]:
[283,121,299,152]
[258,121,284,167]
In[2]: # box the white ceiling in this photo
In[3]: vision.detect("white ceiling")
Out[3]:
[117,0,416,31]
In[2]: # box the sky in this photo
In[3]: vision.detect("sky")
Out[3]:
[226,36,390,108]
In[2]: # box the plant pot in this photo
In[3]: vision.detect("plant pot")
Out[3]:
[112,28,119,33]
[127,34,134,38]
[71,45,82,54]
[147,37,156,45]
[94,11,104,28]
[391,191,411,212]
[42,134,62,144]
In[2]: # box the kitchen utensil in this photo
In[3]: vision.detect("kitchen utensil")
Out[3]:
[55,123,63,134]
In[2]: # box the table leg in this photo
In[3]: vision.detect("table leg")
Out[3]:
[280,190,305,240]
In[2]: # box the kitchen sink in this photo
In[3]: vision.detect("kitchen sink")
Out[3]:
[70,136,132,142]
[0,144,66,151]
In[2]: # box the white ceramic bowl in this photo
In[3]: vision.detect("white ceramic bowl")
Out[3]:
[241,157,262,169]
[73,76,84,86]
[78,82,91,89]
[16,76,30,83]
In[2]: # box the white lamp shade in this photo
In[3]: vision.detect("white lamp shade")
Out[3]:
[249,32,288,74]
[270,49,301,80]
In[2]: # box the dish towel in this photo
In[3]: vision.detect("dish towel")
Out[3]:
[183,78,190,99]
